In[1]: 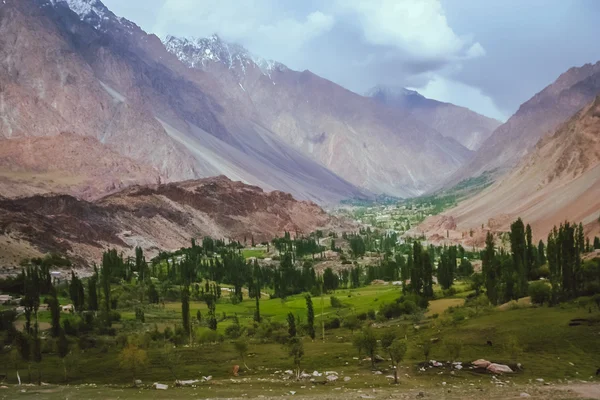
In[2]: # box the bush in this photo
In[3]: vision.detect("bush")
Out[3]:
[330,296,343,308]
[356,312,368,321]
[78,335,97,350]
[225,323,243,339]
[529,281,551,305]
[367,309,376,320]
[324,317,341,330]
[199,329,223,344]
[537,265,550,279]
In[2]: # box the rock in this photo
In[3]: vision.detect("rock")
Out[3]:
[344,376,351,382]
[374,355,386,363]
[285,370,294,375]
[536,378,544,383]
[290,391,296,395]
[372,371,383,375]
[326,375,338,382]
[472,359,491,368]
[325,371,338,375]
[176,380,200,386]
[233,365,240,376]
[312,371,322,377]
[442,382,447,386]
[416,392,425,398]
[520,393,531,398]
[153,383,168,390]
[300,372,312,379]
[202,376,213,382]
[430,360,443,367]
[386,375,395,379]
[486,363,513,374]
[134,379,142,385]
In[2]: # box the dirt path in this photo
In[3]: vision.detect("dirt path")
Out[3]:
[552,383,600,399]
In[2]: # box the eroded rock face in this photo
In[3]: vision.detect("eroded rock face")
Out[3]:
[0,176,350,265]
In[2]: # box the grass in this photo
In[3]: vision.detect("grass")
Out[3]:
[5,284,600,396]
[241,249,266,259]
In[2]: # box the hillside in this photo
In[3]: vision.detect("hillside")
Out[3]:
[420,96,600,242]
[448,60,600,185]
[367,86,501,151]
[0,0,366,204]
[0,176,348,268]
[0,133,160,200]
[162,35,474,197]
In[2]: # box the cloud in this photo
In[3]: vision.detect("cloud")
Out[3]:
[333,0,484,64]
[152,0,334,57]
[410,76,508,121]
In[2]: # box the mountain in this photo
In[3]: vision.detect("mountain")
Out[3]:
[0,0,366,204]
[0,133,160,200]
[367,86,501,151]
[162,35,474,197]
[449,61,600,185]
[0,176,349,267]
[420,95,600,242]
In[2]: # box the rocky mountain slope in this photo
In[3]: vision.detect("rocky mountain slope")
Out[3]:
[0,133,160,200]
[0,0,366,204]
[367,86,501,151]
[420,95,600,242]
[449,61,600,185]
[0,176,348,267]
[162,35,474,197]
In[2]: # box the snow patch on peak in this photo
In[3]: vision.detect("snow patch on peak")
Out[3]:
[163,34,287,80]
[49,0,134,32]
[366,85,424,99]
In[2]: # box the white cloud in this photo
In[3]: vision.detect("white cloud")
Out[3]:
[410,76,508,121]
[334,0,484,63]
[152,0,334,58]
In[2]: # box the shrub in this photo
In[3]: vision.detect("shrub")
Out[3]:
[356,312,368,321]
[199,330,223,344]
[537,265,550,279]
[367,309,376,320]
[529,281,551,305]
[324,317,341,330]
[225,323,243,339]
[330,296,343,308]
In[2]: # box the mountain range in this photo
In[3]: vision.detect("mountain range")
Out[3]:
[0,0,599,262]
[0,0,502,203]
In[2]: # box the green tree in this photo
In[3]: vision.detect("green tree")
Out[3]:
[305,294,315,340]
[87,271,99,311]
[353,327,378,369]
[57,329,70,381]
[234,338,251,370]
[482,232,499,305]
[286,337,304,380]
[181,285,191,336]
[537,240,546,267]
[119,342,148,386]
[510,218,528,297]
[47,288,61,338]
[287,312,297,337]
[383,338,407,384]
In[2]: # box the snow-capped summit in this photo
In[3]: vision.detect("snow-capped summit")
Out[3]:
[48,0,134,32]
[163,34,286,80]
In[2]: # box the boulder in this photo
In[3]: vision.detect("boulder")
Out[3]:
[176,380,200,387]
[134,379,142,386]
[153,383,168,390]
[343,376,351,382]
[326,375,338,382]
[374,355,386,363]
[472,359,491,368]
[312,371,322,377]
[486,363,513,374]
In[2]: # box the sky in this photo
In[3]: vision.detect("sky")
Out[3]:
[104,0,600,121]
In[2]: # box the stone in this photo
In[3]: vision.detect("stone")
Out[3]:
[374,355,386,363]
[472,359,491,368]
[312,371,322,377]
[486,363,513,374]
[202,376,213,382]
[153,383,168,390]
[344,376,351,382]
[134,379,142,385]
[326,375,338,382]
[520,393,531,398]
[290,391,296,395]
[176,380,200,386]
[536,378,544,383]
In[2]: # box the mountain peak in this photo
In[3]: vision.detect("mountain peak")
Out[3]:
[366,85,424,100]
[163,34,287,79]
[48,0,134,32]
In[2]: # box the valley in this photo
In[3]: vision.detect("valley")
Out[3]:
[1,0,600,399]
